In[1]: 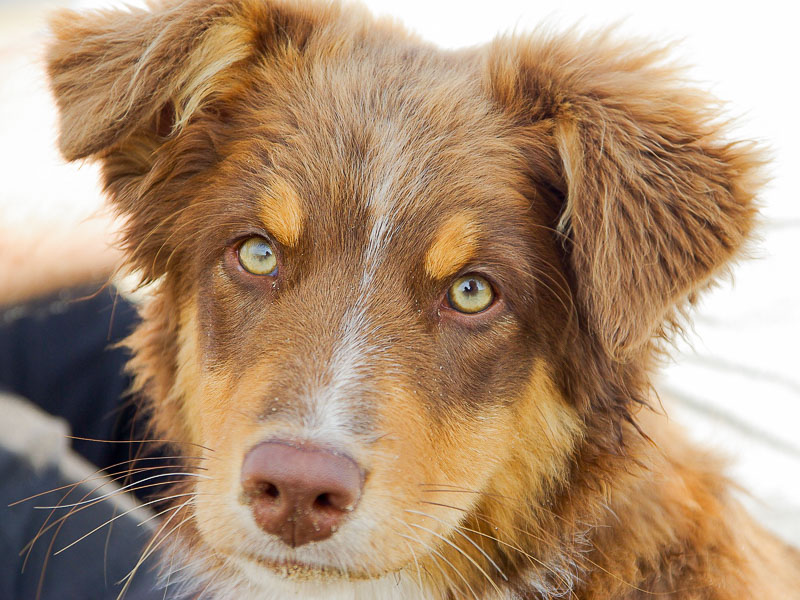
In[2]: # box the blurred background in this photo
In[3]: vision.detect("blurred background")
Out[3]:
[1,0,798,546]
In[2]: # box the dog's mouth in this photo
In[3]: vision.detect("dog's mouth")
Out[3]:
[235,550,380,582]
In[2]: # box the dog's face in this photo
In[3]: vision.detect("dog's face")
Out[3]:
[48,1,761,597]
[157,40,583,585]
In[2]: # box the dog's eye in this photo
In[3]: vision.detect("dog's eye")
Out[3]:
[238,237,278,276]
[447,275,494,314]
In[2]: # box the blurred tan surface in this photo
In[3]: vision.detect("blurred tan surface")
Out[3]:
[0,0,122,304]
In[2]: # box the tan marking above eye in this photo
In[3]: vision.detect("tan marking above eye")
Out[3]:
[238,237,278,275]
[424,213,481,281]
[448,274,494,314]
[258,179,303,247]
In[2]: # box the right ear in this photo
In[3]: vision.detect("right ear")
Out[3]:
[47,0,337,279]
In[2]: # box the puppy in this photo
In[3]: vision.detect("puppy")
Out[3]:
[46,0,800,598]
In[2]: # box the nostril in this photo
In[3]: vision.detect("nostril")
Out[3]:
[243,478,281,501]
[313,493,333,510]
[263,482,280,500]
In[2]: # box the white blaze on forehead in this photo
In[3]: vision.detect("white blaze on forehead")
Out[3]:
[302,144,402,438]
[303,303,372,437]
[361,212,394,288]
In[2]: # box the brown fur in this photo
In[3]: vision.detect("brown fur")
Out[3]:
[47,1,799,598]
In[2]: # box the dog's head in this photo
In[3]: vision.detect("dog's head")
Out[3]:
[48,1,762,597]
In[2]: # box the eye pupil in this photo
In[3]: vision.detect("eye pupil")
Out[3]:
[252,242,271,259]
[462,279,480,295]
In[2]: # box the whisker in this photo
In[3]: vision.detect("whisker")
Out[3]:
[9,455,209,507]
[35,473,210,510]
[419,500,469,513]
[394,517,478,600]
[194,558,226,600]
[530,270,574,320]
[406,508,508,582]
[397,531,477,600]
[418,498,546,548]
[463,520,578,597]
[22,479,204,558]
[53,491,206,555]
[401,540,426,596]
[64,434,216,453]
[404,520,503,595]
[458,521,556,573]
[161,535,178,600]
[396,529,461,599]
[420,484,564,521]
[417,500,577,593]
[195,576,219,600]
[137,492,217,529]
[108,396,150,588]
[19,461,203,556]
[22,463,190,568]
[117,499,194,600]
[21,483,104,567]
[562,542,682,597]
[34,510,66,600]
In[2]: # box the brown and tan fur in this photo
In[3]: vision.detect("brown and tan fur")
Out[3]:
[46,0,800,598]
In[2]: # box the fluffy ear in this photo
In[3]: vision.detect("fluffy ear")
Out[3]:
[487,31,765,359]
[48,0,258,161]
[47,0,336,162]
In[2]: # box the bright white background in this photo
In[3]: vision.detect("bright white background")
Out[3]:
[1,0,798,542]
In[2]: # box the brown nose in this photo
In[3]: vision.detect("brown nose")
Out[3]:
[240,441,363,548]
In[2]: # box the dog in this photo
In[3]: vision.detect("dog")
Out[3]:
[45,0,800,598]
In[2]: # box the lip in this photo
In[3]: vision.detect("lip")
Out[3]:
[238,552,376,582]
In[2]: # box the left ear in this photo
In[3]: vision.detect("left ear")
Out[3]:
[47,0,257,162]
[486,31,765,359]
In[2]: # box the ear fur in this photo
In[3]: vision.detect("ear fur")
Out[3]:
[47,0,338,160]
[47,0,257,161]
[487,30,765,359]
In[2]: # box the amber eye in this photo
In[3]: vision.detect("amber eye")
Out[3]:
[447,274,494,314]
[238,236,278,275]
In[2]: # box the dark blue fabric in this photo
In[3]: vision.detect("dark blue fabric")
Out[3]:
[0,287,177,599]
[0,287,141,472]
[0,445,162,600]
